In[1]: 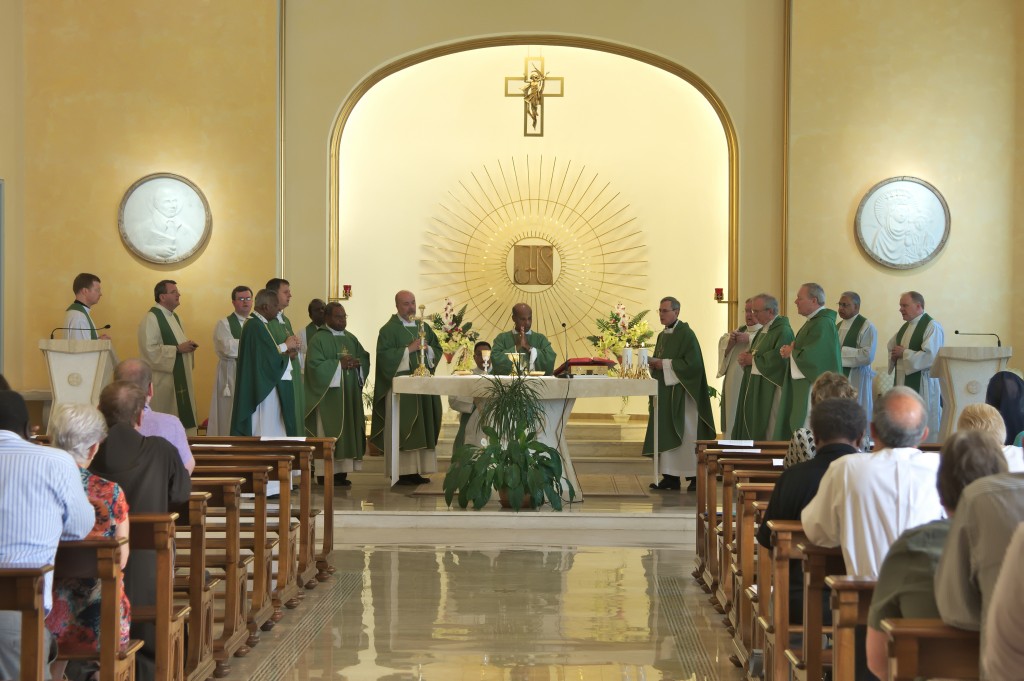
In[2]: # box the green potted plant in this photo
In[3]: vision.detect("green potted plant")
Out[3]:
[442,371,576,511]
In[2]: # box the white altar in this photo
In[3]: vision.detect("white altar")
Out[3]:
[386,375,659,500]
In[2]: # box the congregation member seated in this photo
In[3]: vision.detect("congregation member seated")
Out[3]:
[90,381,191,681]
[0,391,94,681]
[985,370,1024,446]
[46,404,131,681]
[783,371,859,468]
[113,358,195,474]
[935,438,1024,662]
[757,397,865,620]
[982,521,1024,681]
[957,403,1024,471]
[865,430,1007,680]
[801,386,944,577]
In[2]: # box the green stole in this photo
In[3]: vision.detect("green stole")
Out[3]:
[227,313,243,340]
[66,301,98,339]
[837,314,868,378]
[149,306,196,428]
[895,313,933,392]
[268,312,304,436]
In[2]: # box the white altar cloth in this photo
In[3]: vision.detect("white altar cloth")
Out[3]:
[386,375,659,500]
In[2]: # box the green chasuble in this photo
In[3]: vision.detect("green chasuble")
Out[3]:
[369,315,444,452]
[773,308,843,440]
[642,322,716,456]
[735,315,794,440]
[268,313,305,436]
[303,328,370,459]
[490,330,557,375]
[230,315,292,436]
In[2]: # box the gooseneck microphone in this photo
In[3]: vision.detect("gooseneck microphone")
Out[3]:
[954,330,1001,347]
[561,322,572,379]
[50,324,112,340]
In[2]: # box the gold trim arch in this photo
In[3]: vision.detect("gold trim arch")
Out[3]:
[327,35,740,328]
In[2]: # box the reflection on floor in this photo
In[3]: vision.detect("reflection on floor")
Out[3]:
[229,473,741,681]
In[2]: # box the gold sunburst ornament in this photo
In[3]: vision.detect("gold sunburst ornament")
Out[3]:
[422,156,648,359]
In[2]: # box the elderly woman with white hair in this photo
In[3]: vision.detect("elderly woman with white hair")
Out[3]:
[45,403,131,678]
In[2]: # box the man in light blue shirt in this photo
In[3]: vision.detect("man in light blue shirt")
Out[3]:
[0,390,94,680]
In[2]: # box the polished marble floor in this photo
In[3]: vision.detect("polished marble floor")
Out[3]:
[228,473,743,681]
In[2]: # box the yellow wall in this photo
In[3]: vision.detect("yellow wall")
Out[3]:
[788,0,1021,362]
[6,0,278,423]
[1014,3,1024,353]
[283,0,786,311]
[0,0,25,382]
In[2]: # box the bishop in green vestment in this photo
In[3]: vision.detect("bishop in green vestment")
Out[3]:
[643,297,716,490]
[734,294,794,440]
[773,284,842,440]
[266,278,305,436]
[490,303,557,375]
[369,290,443,484]
[304,303,369,480]
[231,290,299,437]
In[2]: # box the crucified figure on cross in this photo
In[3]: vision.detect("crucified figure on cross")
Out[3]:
[522,66,547,131]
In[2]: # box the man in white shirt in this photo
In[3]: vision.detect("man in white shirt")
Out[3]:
[888,291,944,443]
[63,272,112,340]
[137,280,199,433]
[801,386,944,577]
[836,291,877,426]
[208,285,252,435]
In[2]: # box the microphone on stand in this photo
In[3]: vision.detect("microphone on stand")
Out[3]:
[561,322,572,379]
[49,324,112,340]
[954,330,1001,347]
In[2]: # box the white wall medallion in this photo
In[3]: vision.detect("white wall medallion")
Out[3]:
[855,176,950,270]
[424,156,648,358]
[118,172,212,264]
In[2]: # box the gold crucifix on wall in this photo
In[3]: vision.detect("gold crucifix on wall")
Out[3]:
[504,56,564,137]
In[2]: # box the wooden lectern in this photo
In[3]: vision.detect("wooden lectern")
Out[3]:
[38,339,116,431]
[933,345,1013,440]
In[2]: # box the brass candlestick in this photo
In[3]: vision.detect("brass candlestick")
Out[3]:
[412,304,432,378]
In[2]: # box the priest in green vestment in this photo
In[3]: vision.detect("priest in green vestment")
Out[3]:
[208,285,252,436]
[490,303,557,375]
[137,279,199,433]
[64,272,111,340]
[266,278,305,436]
[370,290,444,485]
[298,298,326,368]
[887,291,944,443]
[773,283,843,440]
[304,303,369,487]
[643,296,716,491]
[716,298,761,439]
[230,289,300,438]
[733,294,794,440]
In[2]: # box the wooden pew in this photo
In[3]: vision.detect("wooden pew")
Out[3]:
[192,465,277,644]
[695,440,787,585]
[191,443,317,596]
[190,436,336,580]
[785,541,845,681]
[715,458,783,612]
[881,618,979,681]
[0,563,52,681]
[130,513,189,681]
[705,449,785,604]
[826,575,875,681]
[759,519,806,681]
[191,453,300,620]
[728,479,777,671]
[172,491,219,681]
[53,537,144,681]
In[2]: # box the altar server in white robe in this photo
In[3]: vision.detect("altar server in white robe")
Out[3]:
[716,298,761,439]
[207,285,252,435]
[887,291,943,443]
[837,291,877,426]
[64,272,112,341]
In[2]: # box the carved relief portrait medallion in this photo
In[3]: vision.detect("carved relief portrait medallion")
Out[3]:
[855,176,950,270]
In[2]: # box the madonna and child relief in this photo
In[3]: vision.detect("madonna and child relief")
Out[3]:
[118,174,210,264]
[855,177,949,270]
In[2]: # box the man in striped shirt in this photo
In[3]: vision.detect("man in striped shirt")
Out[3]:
[0,390,94,680]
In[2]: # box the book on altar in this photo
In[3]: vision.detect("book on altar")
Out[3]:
[553,357,617,377]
